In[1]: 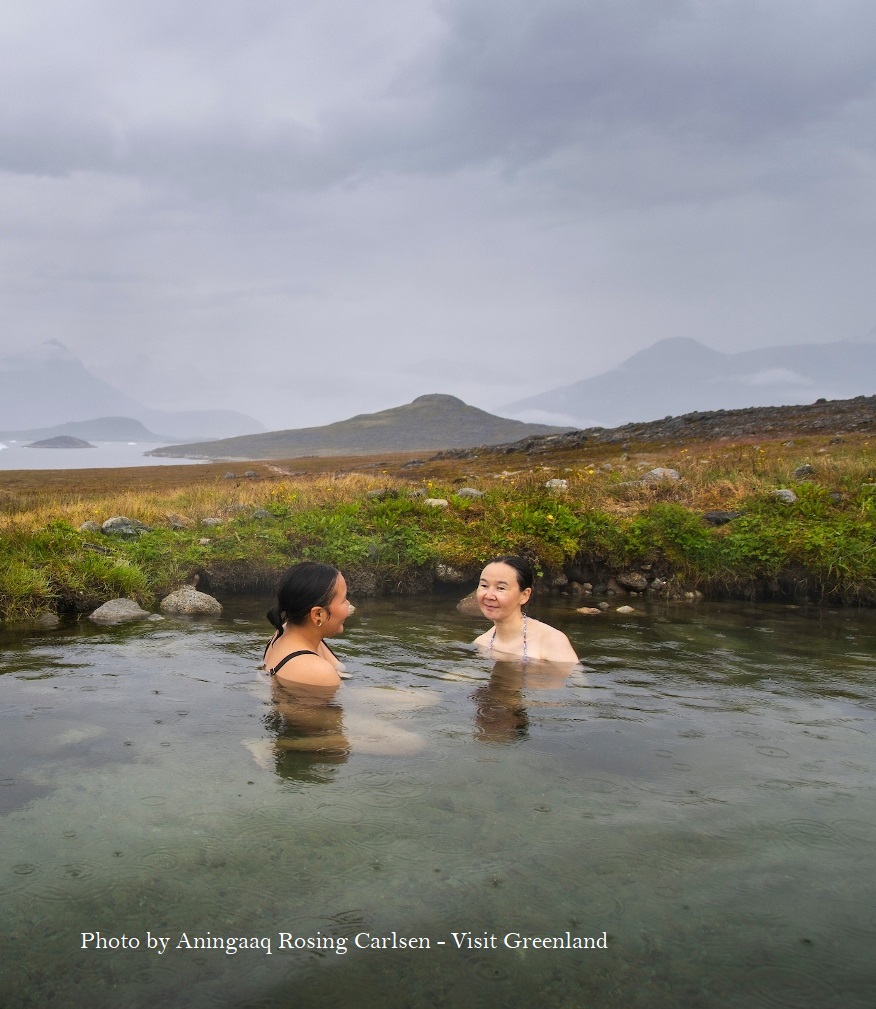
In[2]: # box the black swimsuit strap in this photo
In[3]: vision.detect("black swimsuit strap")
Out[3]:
[267,650,318,675]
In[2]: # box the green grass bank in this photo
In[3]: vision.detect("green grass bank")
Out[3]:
[2,431,875,621]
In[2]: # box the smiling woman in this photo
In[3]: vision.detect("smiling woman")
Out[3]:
[473,555,579,663]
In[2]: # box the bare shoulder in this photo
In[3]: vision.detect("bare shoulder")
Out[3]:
[473,628,493,648]
[528,619,579,663]
[267,649,342,690]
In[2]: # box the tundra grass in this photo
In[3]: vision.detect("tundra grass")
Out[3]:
[1,434,875,620]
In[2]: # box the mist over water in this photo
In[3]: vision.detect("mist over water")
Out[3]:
[1,596,874,1008]
[0,441,206,470]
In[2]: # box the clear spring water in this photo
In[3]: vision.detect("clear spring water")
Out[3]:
[1,595,874,1008]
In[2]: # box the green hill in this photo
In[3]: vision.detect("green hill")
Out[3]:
[147,394,576,460]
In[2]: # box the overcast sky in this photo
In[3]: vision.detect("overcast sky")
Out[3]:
[2,0,875,430]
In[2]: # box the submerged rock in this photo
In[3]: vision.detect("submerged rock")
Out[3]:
[89,599,151,624]
[159,587,222,616]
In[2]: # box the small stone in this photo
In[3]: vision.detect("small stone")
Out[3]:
[251,509,274,520]
[244,470,258,478]
[423,498,449,508]
[702,511,741,526]
[545,478,568,490]
[223,473,236,479]
[78,520,101,533]
[576,607,603,615]
[616,571,648,591]
[456,487,484,498]
[616,605,637,614]
[202,517,223,526]
[598,601,610,610]
[199,538,211,545]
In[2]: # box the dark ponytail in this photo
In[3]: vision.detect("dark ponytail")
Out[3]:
[267,562,340,636]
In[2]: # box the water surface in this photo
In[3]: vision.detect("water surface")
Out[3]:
[1,596,874,1008]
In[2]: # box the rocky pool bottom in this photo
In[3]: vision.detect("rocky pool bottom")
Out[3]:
[1,595,874,1008]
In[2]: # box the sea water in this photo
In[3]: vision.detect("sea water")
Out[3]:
[1,595,874,1008]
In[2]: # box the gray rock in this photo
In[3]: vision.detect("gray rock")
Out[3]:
[702,510,741,526]
[243,470,258,478]
[456,593,483,617]
[793,464,815,480]
[642,468,681,483]
[34,612,61,628]
[436,563,469,585]
[159,587,222,616]
[102,516,151,536]
[545,478,568,490]
[456,487,484,498]
[223,472,236,479]
[423,498,449,508]
[771,489,798,504]
[251,509,274,520]
[89,598,151,624]
[202,517,223,526]
[616,571,648,591]
[78,520,101,533]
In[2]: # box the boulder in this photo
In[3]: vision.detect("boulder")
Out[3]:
[616,571,648,591]
[102,516,151,537]
[89,599,151,624]
[78,520,101,533]
[771,489,798,505]
[435,563,469,585]
[642,468,680,483]
[159,587,222,616]
[456,593,483,617]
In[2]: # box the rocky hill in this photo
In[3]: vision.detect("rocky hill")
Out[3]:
[147,394,576,460]
[436,394,876,459]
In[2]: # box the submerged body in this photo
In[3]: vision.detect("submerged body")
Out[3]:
[474,557,578,664]
[263,563,352,691]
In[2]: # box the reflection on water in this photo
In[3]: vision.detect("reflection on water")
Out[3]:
[1,596,875,1008]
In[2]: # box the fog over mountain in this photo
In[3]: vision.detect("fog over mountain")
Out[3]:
[507,336,876,429]
[0,341,265,441]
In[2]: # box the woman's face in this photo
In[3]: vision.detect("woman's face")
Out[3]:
[320,574,352,636]
[476,562,531,622]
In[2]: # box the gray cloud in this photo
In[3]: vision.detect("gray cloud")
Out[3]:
[2,0,875,431]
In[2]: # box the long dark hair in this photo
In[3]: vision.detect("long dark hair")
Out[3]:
[484,555,534,593]
[267,562,341,635]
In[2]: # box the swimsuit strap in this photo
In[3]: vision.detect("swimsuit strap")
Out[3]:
[488,613,527,660]
[267,650,318,675]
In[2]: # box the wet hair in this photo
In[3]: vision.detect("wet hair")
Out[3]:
[267,562,341,635]
[483,555,534,593]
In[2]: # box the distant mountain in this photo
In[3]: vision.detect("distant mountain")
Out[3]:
[148,394,577,460]
[506,336,876,429]
[0,340,266,441]
[0,416,170,443]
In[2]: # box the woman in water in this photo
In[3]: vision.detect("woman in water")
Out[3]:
[264,561,352,690]
[474,555,578,663]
